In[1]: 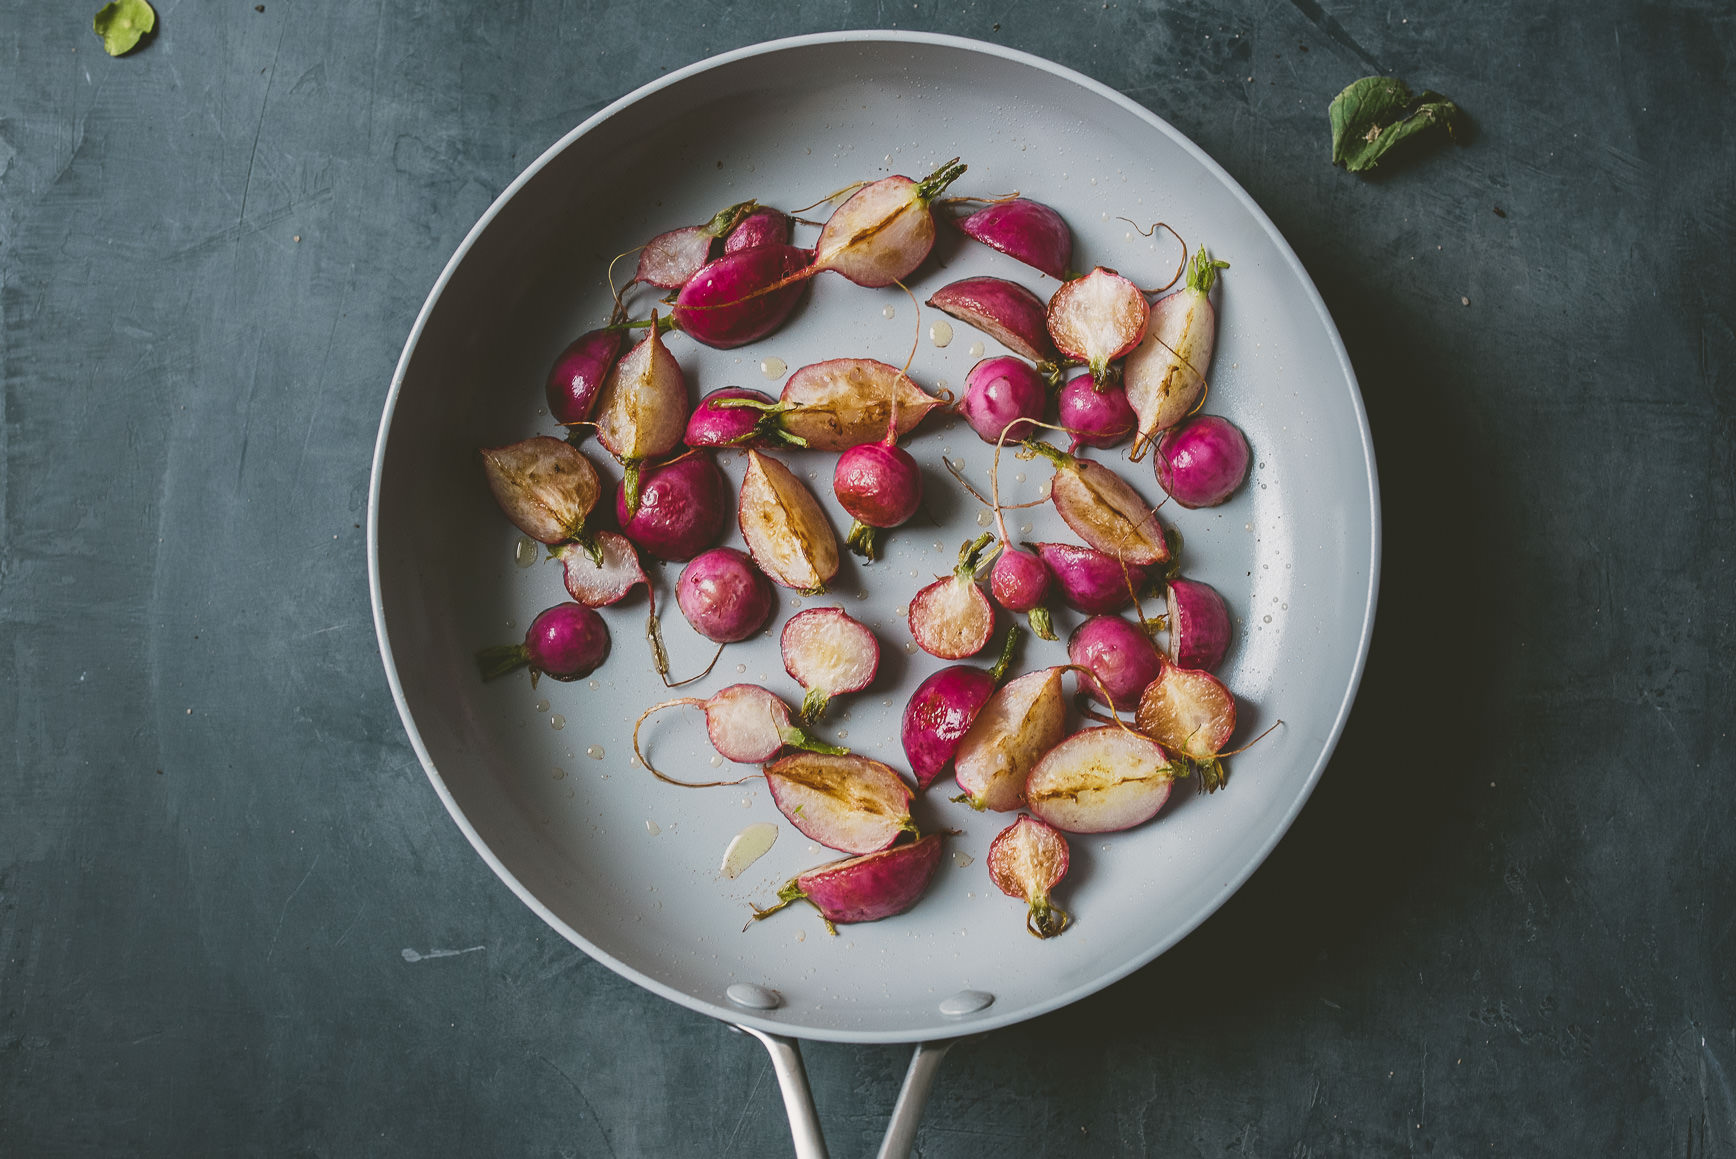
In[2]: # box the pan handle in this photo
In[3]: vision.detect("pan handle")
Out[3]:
[737,1026,957,1159]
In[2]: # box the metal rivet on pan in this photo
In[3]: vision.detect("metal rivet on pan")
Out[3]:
[725,983,783,1011]
[938,990,994,1017]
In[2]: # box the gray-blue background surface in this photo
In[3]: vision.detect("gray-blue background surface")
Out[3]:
[3,2,1731,1155]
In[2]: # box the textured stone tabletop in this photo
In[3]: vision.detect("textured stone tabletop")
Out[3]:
[2,2,1731,1155]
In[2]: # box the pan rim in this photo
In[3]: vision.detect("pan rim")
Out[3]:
[367,29,1381,1045]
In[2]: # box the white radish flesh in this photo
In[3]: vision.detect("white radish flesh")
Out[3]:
[1025,727,1175,833]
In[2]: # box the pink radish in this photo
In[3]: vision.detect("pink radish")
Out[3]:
[479,436,600,545]
[1135,658,1238,791]
[956,197,1072,280]
[594,316,689,515]
[1025,726,1175,833]
[780,359,946,451]
[1024,441,1169,566]
[1046,267,1150,386]
[633,683,843,787]
[1153,414,1251,508]
[953,666,1067,812]
[685,387,798,450]
[807,158,966,287]
[900,627,1022,789]
[990,547,1056,641]
[738,449,840,594]
[1032,542,1150,615]
[986,814,1072,938]
[781,608,880,722]
[723,207,792,253]
[635,199,759,290]
[833,441,922,560]
[1067,615,1164,712]
[958,356,1048,445]
[750,833,944,934]
[545,328,624,427]
[676,548,775,644]
[763,751,915,854]
[552,531,649,607]
[672,244,813,349]
[1056,370,1137,450]
[908,534,998,660]
[613,452,728,562]
[1123,246,1228,458]
[925,277,1058,364]
[1166,579,1232,671]
[475,602,609,685]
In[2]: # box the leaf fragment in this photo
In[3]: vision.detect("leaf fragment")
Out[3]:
[93,0,156,57]
[1329,76,1463,173]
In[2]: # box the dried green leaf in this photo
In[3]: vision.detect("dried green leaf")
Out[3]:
[1329,76,1463,173]
[93,0,156,56]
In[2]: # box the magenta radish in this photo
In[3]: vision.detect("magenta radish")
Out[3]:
[953,666,1067,812]
[1166,578,1232,671]
[956,197,1072,280]
[685,387,794,450]
[1025,726,1175,833]
[1046,267,1150,386]
[780,359,946,451]
[479,436,600,545]
[635,200,759,290]
[989,546,1056,641]
[676,547,775,643]
[925,277,1058,364]
[672,243,812,349]
[909,534,998,660]
[750,833,944,934]
[900,627,1022,789]
[1056,370,1137,450]
[807,158,965,287]
[633,683,843,787]
[1153,414,1251,508]
[1024,441,1169,566]
[738,449,840,593]
[1032,542,1150,615]
[986,814,1072,938]
[612,451,727,562]
[1068,615,1164,712]
[545,328,624,427]
[1123,245,1228,458]
[833,441,922,559]
[475,602,609,685]
[594,316,689,515]
[958,356,1049,445]
[1136,658,1238,791]
[764,752,915,854]
[553,531,649,607]
[781,608,880,722]
[723,206,792,253]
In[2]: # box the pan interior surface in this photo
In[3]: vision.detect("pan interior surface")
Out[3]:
[371,34,1377,1043]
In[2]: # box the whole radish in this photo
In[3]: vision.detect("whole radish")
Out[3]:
[987,815,1071,938]
[1056,370,1137,450]
[594,315,689,515]
[990,547,1056,640]
[545,328,624,428]
[750,833,944,934]
[901,627,1022,789]
[635,199,760,290]
[908,534,999,660]
[958,356,1048,445]
[1153,414,1251,508]
[781,608,880,722]
[926,276,1058,364]
[677,548,774,643]
[832,363,926,559]
[1032,542,1151,615]
[1024,440,1169,566]
[672,244,813,349]
[1166,578,1232,671]
[723,206,792,253]
[633,683,842,786]
[479,436,600,545]
[781,359,946,451]
[1123,245,1228,458]
[1046,267,1149,386]
[614,452,728,561]
[956,197,1073,280]
[1068,615,1164,712]
[763,752,915,854]
[475,602,609,685]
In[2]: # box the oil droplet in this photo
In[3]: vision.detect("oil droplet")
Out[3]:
[514,538,538,568]
[882,304,897,319]
[761,357,787,379]
[645,819,661,836]
[975,509,994,527]
[709,755,723,767]
[936,378,949,390]
[929,320,954,347]
[736,663,748,673]
[968,341,985,358]
[1014,473,1026,484]
[795,929,806,943]
[552,766,567,780]
[1037,479,1052,499]
[836,729,849,740]
[903,640,918,654]
[1263,615,1273,623]
[720,822,779,878]
[588,679,600,690]
[952,851,974,868]
[1019,523,1033,536]
[896,605,908,618]
[550,715,566,731]
[535,698,550,714]
[585,744,604,759]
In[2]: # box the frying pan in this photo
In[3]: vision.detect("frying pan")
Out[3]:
[368,32,1378,1156]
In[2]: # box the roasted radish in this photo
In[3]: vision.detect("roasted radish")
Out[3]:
[738,449,840,594]
[990,546,1056,641]
[1153,414,1251,508]
[545,329,623,428]
[1025,726,1175,832]
[987,814,1072,938]
[763,751,915,854]
[723,206,792,253]
[1135,658,1238,791]
[1123,246,1227,458]
[925,276,1058,364]
[1056,370,1137,450]
[672,244,813,349]
[909,534,998,660]
[614,451,728,561]
[480,436,600,545]
[808,159,965,287]
[953,666,1067,812]
[780,359,945,451]
[781,607,879,722]
[1032,542,1150,615]
[633,683,842,786]
[676,548,775,643]
[1166,578,1232,671]
[957,197,1072,280]
[635,199,759,290]
[594,316,689,515]
[1067,614,1164,712]
[1046,267,1149,386]
[553,531,649,607]
[1025,440,1169,566]
[750,833,944,934]
[958,356,1048,445]
[685,387,801,450]
[476,602,609,685]
[901,627,1021,789]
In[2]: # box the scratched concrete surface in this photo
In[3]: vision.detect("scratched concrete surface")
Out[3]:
[2,1,1732,1155]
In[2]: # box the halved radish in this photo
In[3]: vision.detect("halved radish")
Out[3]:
[1166,579,1232,671]
[633,683,842,787]
[738,449,839,594]
[553,531,648,607]
[1046,267,1149,385]
[1032,542,1151,615]
[763,752,916,854]
[1135,658,1238,791]
[925,276,1058,364]
[594,316,690,514]
[1025,441,1169,566]
[1123,246,1227,459]
[480,436,600,545]
[956,198,1072,280]
[810,159,965,287]
[908,534,997,660]
[953,666,1067,811]
[901,626,1022,789]
[781,608,880,722]
[750,833,944,934]
[1025,726,1175,833]
[779,359,945,451]
[987,814,1072,938]
[634,200,758,289]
